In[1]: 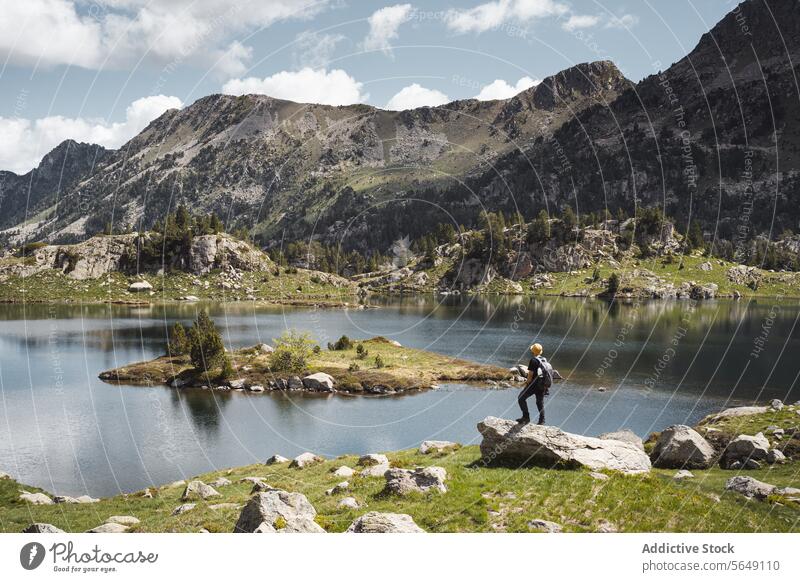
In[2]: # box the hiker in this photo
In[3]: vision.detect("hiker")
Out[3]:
[516,343,557,425]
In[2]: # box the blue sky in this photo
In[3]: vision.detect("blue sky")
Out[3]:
[0,0,737,174]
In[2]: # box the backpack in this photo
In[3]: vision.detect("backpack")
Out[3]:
[536,356,554,389]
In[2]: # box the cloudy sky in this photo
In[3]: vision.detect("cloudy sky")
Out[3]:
[0,0,734,174]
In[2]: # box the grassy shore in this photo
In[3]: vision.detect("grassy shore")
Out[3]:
[99,336,512,393]
[2,440,798,533]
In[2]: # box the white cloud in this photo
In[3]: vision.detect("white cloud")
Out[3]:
[210,41,253,78]
[1,0,330,70]
[362,4,413,54]
[222,68,368,105]
[606,13,639,29]
[386,84,449,110]
[292,30,346,68]
[0,95,183,174]
[475,76,539,100]
[446,0,567,34]
[561,14,600,31]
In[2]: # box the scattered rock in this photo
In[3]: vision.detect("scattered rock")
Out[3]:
[338,497,360,510]
[19,491,53,505]
[598,429,645,451]
[419,440,459,454]
[181,480,220,501]
[360,464,391,477]
[290,452,324,468]
[87,523,129,533]
[128,280,153,293]
[209,477,231,488]
[265,454,290,465]
[698,261,713,271]
[302,372,335,392]
[166,480,186,488]
[383,467,447,495]
[208,503,240,511]
[528,519,563,533]
[357,453,389,466]
[249,384,265,392]
[721,433,770,469]
[251,481,278,494]
[673,470,695,480]
[105,516,140,526]
[333,466,355,478]
[767,449,787,464]
[596,519,618,533]
[256,343,274,354]
[233,490,325,533]
[325,481,350,496]
[172,503,196,516]
[770,399,784,411]
[0,471,10,480]
[346,512,424,533]
[650,425,715,469]
[23,523,65,533]
[725,476,775,500]
[477,417,651,474]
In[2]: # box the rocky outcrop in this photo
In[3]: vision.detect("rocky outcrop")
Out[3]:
[650,425,715,469]
[345,512,425,533]
[290,452,324,468]
[23,523,65,533]
[302,372,335,392]
[721,433,771,469]
[188,234,271,275]
[725,476,776,500]
[19,491,53,505]
[181,480,220,501]
[383,467,447,495]
[265,454,290,465]
[419,440,459,454]
[598,429,644,451]
[477,417,651,473]
[233,491,324,533]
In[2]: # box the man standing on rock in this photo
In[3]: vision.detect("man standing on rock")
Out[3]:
[517,343,554,425]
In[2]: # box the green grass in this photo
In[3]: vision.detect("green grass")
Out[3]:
[2,445,798,533]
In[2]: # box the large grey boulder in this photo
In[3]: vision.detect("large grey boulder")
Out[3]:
[128,280,153,293]
[721,433,771,469]
[290,452,324,468]
[181,480,220,501]
[302,372,335,392]
[383,467,447,495]
[333,466,355,477]
[357,453,389,466]
[360,464,391,477]
[265,454,290,465]
[345,512,425,533]
[23,523,65,533]
[477,417,651,474]
[650,425,715,469]
[19,491,53,505]
[725,476,776,500]
[233,490,325,533]
[598,429,644,451]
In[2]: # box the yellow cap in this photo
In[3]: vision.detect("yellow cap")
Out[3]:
[530,343,543,356]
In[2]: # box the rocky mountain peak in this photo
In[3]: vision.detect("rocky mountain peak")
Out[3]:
[530,60,630,110]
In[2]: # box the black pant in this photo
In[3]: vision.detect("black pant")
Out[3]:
[518,382,545,424]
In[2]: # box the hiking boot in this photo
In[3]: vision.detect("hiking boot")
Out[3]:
[516,417,530,425]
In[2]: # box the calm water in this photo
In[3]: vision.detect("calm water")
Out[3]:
[1,296,798,497]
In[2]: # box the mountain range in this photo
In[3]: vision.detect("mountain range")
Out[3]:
[1,0,798,254]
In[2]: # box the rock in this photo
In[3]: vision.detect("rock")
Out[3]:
[673,470,695,480]
[290,452,324,468]
[346,512,424,533]
[302,372,335,392]
[360,464,391,477]
[209,477,231,488]
[256,343,274,354]
[249,384,265,392]
[0,471,10,480]
[596,519,618,533]
[265,454,290,465]
[172,503,196,515]
[721,433,770,468]
[338,497,360,509]
[589,471,609,481]
[325,481,349,496]
[166,480,186,488]
[383,467,447,495]
[775,486,800,501]
[287,376,304,390]
[333,466,355,478]
[53,495,79,504]
[528,519,563,533]
[509,364,529,376]
[598,429,645,451]
[128,280,153,292]
[19,491,53,505]
[239,476,267,484]
[23,523,65,533]
[419,440,459,454]
[75,495,99,503]
[725,476,775,500]
[478,417,651,474]
[650,425,715,469]
[208,503,240,510]
[233,490,325,533]
[179,295,200,302]
[767,449,787,464]
[181,480,220,501]
[702,406,768,423]
[770,399,784,411]
[357,453,389,466]
[698,261,713,271]
[105,516,140,526]
[87,523,129,533]
[228,378,246,390]
[251,481,278,493]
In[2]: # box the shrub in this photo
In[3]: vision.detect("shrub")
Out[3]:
[270,330,315,373]
[356,343,368,359]
[607,272,620,296]
[168,322,190,356]
[331,335,353,351]
[348,362,360,372]
[219,356,235,381]
[374,354,385,369]
[188,311,227,374]
[312,345,321,354]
